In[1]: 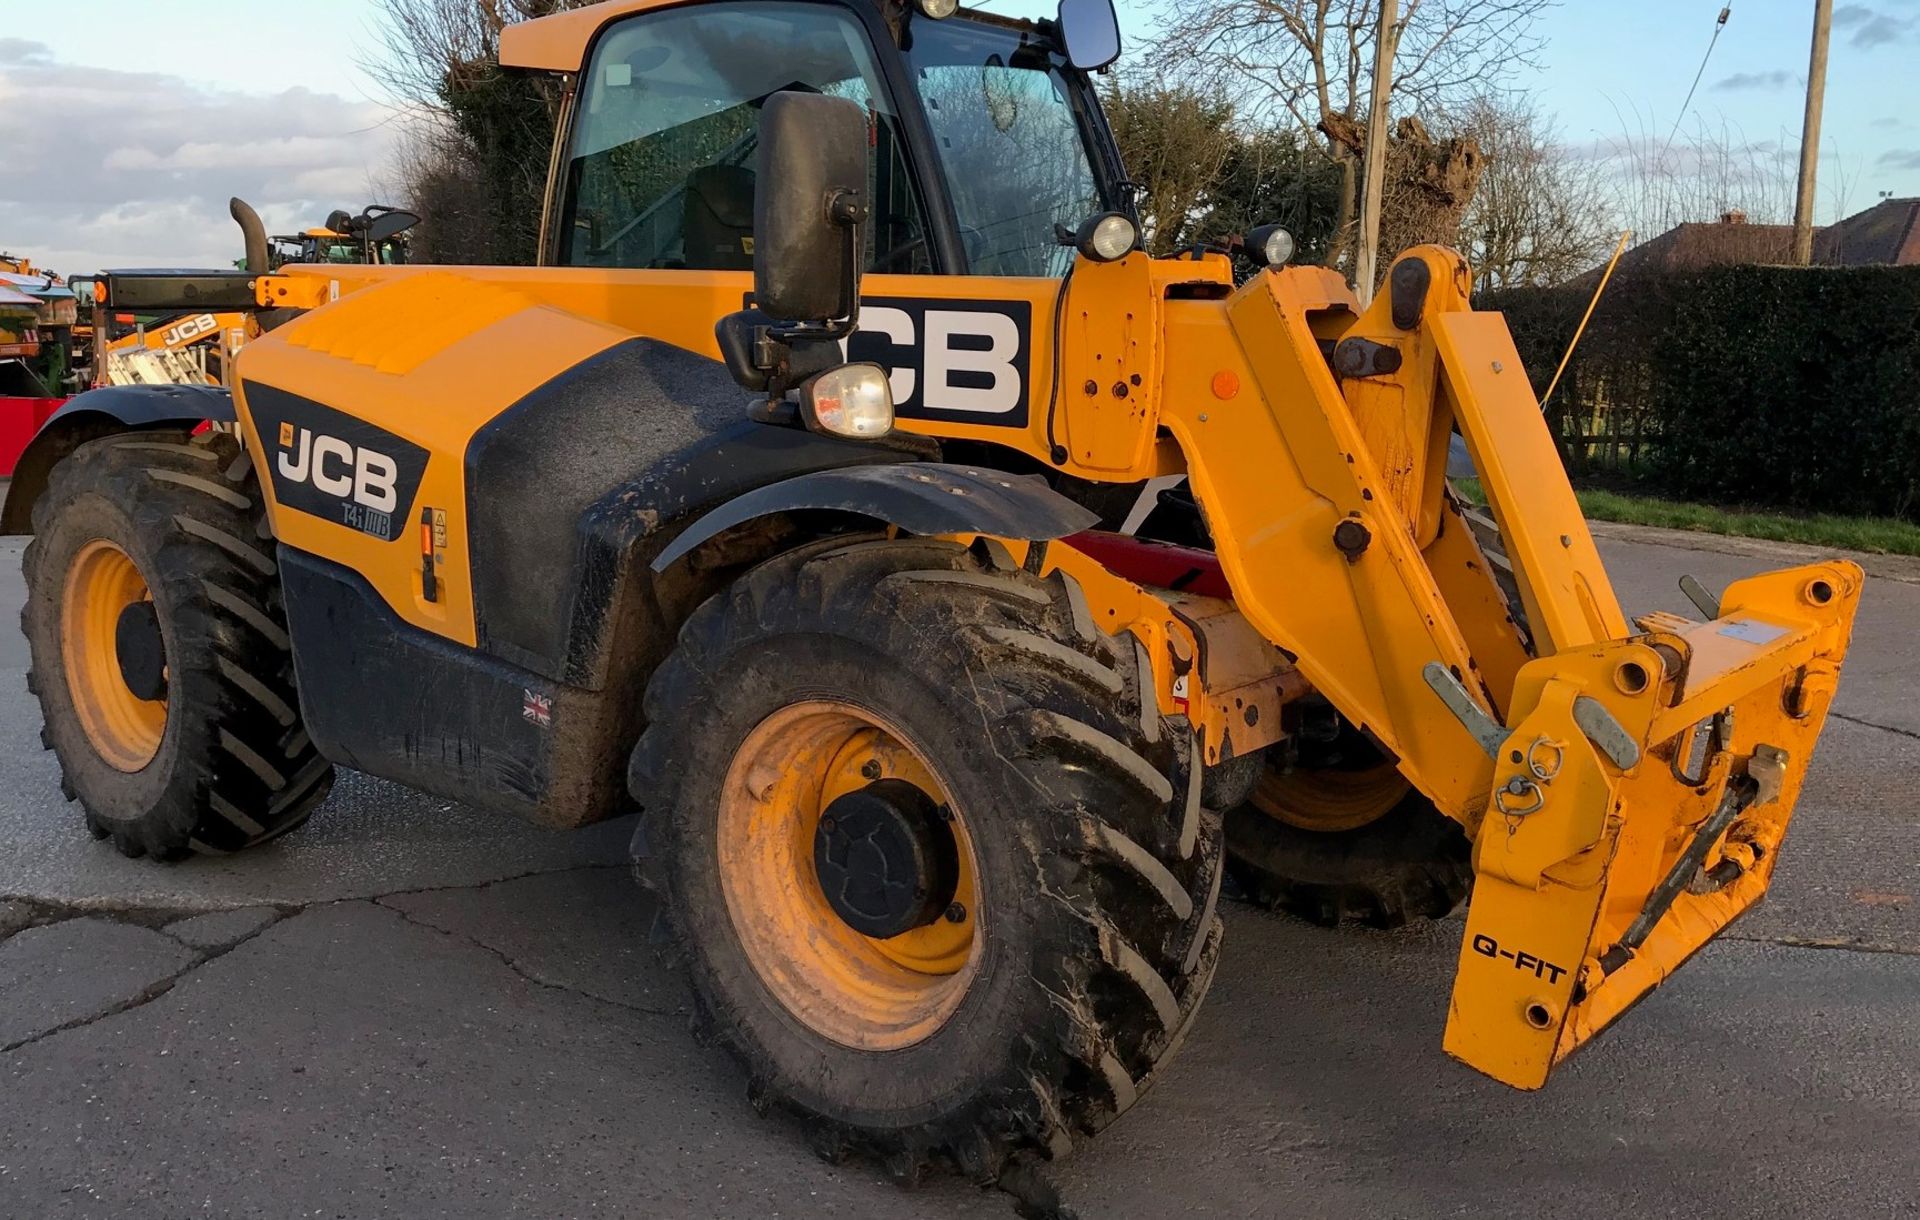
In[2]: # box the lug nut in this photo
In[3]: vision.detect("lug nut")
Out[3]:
[860,760,882,780]
[944,902,966,924]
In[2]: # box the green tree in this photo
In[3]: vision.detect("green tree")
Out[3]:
[372,0,593,264]
[1102,74,1343,264]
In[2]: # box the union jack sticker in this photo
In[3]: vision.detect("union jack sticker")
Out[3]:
[522,688,553,729]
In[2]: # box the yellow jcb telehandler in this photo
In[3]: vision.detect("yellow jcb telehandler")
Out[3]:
[8,0,1859,1184]
[79,202,422,389]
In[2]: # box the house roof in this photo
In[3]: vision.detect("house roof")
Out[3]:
[1815,197,1920,266]
[1567,199,1920,288]
[1605,214,1797,281]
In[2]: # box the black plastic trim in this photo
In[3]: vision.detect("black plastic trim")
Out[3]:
[279,546,629,828]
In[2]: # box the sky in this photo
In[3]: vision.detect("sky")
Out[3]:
[4,0,1917,277]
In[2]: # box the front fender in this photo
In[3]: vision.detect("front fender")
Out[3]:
[650,462,1101,572]
[1,384,235,533]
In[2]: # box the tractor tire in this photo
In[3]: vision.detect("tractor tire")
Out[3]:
[1224,785,1472,929]
[22,429,333,860]
[631,535,1224,1184]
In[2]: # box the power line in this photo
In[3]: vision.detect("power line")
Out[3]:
[1659,5,1732,165]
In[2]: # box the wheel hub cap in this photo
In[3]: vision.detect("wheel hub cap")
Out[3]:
[813,779,958,939]
[114,601,167,702]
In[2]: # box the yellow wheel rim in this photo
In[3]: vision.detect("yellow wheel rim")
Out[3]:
[1251,761,1409,833]
[718,700,980,1050]
[61,539,167,772]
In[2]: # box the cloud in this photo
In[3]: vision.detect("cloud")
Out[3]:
[1712,70,1795,92]
[0,38,52,65]
[1871,116,1905,129]
[1832,6,1916,48]
[0,51,401,277]
[1878,148,1920,171]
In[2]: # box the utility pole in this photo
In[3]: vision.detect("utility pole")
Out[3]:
[1354,0,1400,304]
[1792,0,1833,265]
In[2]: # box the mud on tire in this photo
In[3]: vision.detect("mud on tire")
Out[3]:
[630,535,1225,1183]
[22,429,333,859]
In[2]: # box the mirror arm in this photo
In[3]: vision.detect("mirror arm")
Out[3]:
[765,189,867,348]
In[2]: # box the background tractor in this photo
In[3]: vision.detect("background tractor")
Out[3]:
[80,202,423,391]
[7,0,1859,1187]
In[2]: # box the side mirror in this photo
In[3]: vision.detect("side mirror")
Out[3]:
[1057,0,1121,70]
[753,91,869,327]
[365,209,421,243]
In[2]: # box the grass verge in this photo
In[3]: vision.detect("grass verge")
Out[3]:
[1451,479,1920,557]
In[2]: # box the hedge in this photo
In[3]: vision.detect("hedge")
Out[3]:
[1484,264,1920,521]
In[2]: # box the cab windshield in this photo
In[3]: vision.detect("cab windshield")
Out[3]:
[554,3,1106,277]
[903,15,1105,277]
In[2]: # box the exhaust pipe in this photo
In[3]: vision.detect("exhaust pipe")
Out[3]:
[230,197,268,275]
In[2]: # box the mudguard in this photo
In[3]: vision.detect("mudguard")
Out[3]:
[651,462,1100,571]
[1,384,235,533]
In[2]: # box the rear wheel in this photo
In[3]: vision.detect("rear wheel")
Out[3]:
[1225,720,1471,928]
[631,536,1223,1182]
[22,430,332,859]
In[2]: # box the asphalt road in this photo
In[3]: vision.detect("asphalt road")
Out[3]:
[1,526,1915,1219]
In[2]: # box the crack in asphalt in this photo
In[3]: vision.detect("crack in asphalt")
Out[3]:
[0,860,631,942]
[1724,932,1920,958]
[1830,711,1920,742]
[0,908,296,1054]
[0,862,645,1055]
[369,887,674,1021]
[4,853,1906,1074]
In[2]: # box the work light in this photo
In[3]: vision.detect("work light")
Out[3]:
[1075,212,1137,263]
[1248,223,1296,268]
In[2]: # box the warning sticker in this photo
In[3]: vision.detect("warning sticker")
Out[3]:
[1718,619,1790,645]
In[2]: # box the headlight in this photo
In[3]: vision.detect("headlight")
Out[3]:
[916,0,959,17]
[1247,223,1295,268]
[1074,212,1137,263]
[801,363,894,438]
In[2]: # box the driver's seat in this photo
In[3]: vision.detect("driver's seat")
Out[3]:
[681,165,756,270]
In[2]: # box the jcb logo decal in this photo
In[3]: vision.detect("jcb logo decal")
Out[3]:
[244,382,428,542]
[848,299,1031,425]
[277,428,402,514]
[161,313,219,348]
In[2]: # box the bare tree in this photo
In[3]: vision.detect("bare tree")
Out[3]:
[1588,104,1798,242]
[1455,96,1613,292]
[1101,74,1240,253]
[1148,0,1552,267]
[1322,109,1486,284]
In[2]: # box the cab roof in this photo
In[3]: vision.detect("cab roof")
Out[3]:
[498,0,683,73]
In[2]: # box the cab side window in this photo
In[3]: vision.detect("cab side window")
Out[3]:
[559,2,932,273]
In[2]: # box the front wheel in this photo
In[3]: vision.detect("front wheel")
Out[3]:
[22,430,332,859]
[630,536,1223,1182]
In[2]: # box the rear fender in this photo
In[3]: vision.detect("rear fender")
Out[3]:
[1,385,235,533]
